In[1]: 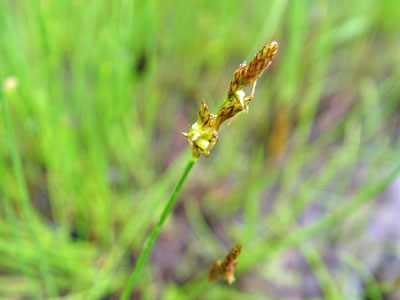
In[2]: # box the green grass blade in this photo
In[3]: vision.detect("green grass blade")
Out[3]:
[0,86,57,297]
[120,155,197,300]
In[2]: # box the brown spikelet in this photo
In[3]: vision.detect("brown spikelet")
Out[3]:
[228,41,278,99]
[209,245,242,284]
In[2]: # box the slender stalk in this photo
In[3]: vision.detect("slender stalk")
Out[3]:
[0,86,57,297]
[120,154,197,300]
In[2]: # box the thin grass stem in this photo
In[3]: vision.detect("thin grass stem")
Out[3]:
[120,154,197,300]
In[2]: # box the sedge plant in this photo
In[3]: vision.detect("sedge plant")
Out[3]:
[120,41,278,300]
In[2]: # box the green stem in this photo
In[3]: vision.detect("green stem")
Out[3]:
[0,86,57,297]
[120,154,198,300]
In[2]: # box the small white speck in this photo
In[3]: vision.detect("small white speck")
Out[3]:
[3,76,18,92]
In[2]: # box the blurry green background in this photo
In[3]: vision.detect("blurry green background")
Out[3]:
[1,0,400,299]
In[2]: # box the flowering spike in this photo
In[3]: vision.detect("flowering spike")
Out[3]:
[209,245,242,284]
[183,41,278,157]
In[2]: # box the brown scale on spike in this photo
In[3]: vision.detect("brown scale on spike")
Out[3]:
[209,245,242,284]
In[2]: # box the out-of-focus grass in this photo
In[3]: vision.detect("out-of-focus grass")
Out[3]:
[1,0,400,299]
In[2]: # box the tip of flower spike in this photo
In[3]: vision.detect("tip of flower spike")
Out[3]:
[270,40,278,48]
[232,245,242,255]
[260,41,278,63]
[268,41,278,56]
